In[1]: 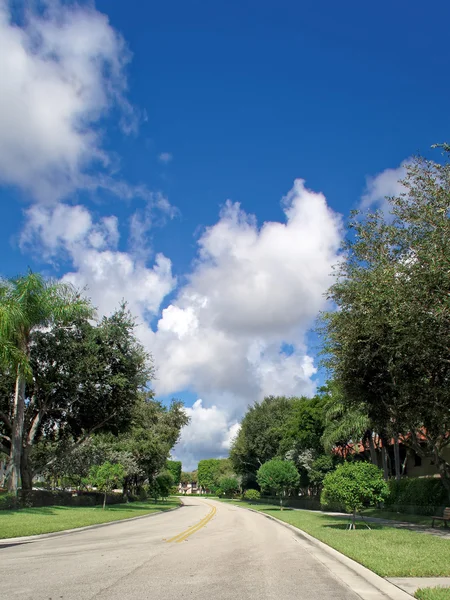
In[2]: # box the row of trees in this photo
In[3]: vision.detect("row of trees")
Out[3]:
[0,273,189,497]
[321,149,450,498]
[230,393,338,496]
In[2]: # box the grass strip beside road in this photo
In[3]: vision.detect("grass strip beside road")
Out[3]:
[222,500,450,578]
[415,588,450,600]
[0,499,180,539]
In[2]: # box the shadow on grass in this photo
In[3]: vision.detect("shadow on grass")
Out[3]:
[0,501,178,516]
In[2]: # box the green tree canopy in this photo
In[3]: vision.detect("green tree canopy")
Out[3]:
[256,459,299,508]
[197,458,233,492]
[0,272,93,493]
[1,304,154,491]
[321,462,388,528]
[322,151,450,498]
[219,476,240,496]
[230,396,296,488]
[166,460,182,485]
[88,461,125,509]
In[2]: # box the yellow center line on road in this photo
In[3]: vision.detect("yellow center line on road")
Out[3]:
[166,503,217,543]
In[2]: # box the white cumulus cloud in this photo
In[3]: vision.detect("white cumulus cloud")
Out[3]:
[360,161,409,214]
[0,0,139,203]
[172,400,240,471]
[21,202,176,322]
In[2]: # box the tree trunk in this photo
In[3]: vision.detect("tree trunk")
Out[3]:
[103,491,107,510]
[7,369,26,494]
[352,508,356,529]
[393,436,401,481]
[368,433,378,466]
[280,495,283,511]
[381,444,389,481]
[20,446,33,492]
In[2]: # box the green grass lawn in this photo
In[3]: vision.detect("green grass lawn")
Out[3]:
[361,508,434,527]
[0,498,180,539]
[223,500,450,578]
[415,588,450,600]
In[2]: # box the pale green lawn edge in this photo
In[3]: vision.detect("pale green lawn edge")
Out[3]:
[415,587,450,600]
[0,498,181,539]
[220,499,450,578]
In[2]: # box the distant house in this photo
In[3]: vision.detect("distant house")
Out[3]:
[178,481,199,495]
[334,433,450,479]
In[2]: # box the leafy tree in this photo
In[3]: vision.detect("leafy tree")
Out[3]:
[110,398,189,496]
[219,476,240,497]
[1,305,153,490]
[149,470,174,501]
[88,461,125,509]
[322,151,450,497]
[0,272,93,493]
[180,470,197,486]
[166,460,182,485]
[321,462,388,528]
[230,396,295,488]
[256,459,299,509]
[197,458,233,492]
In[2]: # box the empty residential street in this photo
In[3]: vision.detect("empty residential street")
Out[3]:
[1,498,376,600]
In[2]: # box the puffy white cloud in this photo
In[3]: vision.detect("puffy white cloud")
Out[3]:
[172,400,240,471]
[0,0,138,203]
[360,161,409,214]
[21,202,176,321]
[152,179,342,401]
[158,152,173,164]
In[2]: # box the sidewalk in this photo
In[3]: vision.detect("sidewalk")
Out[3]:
[387,578,450,595]
[321,511,450,540]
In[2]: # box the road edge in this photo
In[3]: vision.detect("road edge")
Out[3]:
[236,503,414,600]
[0,503,183,545]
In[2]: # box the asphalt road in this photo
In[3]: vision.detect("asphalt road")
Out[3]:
[1,497,360,600]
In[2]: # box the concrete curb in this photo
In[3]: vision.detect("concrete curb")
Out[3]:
[243,506,414,600]
[0,504,182,546]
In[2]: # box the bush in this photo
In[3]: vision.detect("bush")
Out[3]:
[244,489,260,501]
[219,476,239,497]
[0,489,124,510]
[385,477,448,516]
[322,462,388,527]
[0,493,19,510]
[215,488,224,497]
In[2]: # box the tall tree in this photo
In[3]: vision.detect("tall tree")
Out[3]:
[322,150,450,498]
[166,460,182,485]
[230,396,294,488]
[0,272,93,493]
[197,458,233,492]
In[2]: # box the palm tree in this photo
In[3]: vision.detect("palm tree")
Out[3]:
[0,272,94,493]
[320,382,378,466]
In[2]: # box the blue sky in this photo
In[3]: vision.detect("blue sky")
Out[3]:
[1,0,449,469]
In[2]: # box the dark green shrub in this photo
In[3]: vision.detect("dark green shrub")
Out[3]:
[385,477,447,515]
[0,493,19,510]
[244,489,260,501]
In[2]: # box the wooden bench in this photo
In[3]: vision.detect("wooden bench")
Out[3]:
[432,507,450,528]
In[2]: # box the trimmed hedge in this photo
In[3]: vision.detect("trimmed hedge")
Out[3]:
[0,489,125,510]
[385,477,448,516]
